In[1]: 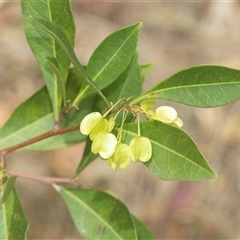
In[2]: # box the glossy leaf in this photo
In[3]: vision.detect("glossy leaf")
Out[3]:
[0,69,93,151]
[133,65,240,107]
[21,0,75,120]
[74,23,142,104]
[140,62,156,82]
[76,138,98,175]
[55,186,137,240]
[31,16,109,107]
[117,121,216,180]
[94,51,142,114]
[132,215,155,240]
[103,51,142,102]
[0,178,28,239]
[45,57,67,107]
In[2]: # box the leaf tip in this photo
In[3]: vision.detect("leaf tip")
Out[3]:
[138,22,143,28]
[206,169,217,180]
[212,171,217,178]
[53,184,61,192]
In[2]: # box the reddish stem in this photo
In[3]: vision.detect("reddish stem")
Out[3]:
[7,170,77,185]
[0,124,79,156]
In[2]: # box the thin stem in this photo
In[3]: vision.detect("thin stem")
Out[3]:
[137,114,141,136]
[103,98,125,117]
[117,110,127,141]
[7,170,76,186]
[55,105,74,129]
[129,95,151,105]
[0,154,6,169]
[0,124,79,156]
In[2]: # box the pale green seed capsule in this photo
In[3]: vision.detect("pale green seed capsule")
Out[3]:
[108,143,131,170]
[129,136,152,163]
[154,106,177,123]
[174,117,183,128]
[80,112,102,135]
[91,132,117,159]
[89,118,109,141]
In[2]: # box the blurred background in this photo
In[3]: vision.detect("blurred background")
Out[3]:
[1,1,240,239]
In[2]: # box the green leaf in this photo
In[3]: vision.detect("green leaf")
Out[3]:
[104,51,142,102]
[31,15,109,108]
[140,62,156,82]
[0,86,54,150]
[95,51,143,114]
[45,57,67,107]
[22,99,92,151]
[132,215,155,240]
[133,65,240,107]
[1,177,17,207]
[74,23,142,103]
[76,138,98,175]
[21,0,75,121]
[0,179,28,239]
[118,121,216,180]
[0,69,94,151]
[55,187,137,240]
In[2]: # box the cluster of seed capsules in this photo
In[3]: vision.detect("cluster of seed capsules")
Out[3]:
[80,99,183,170]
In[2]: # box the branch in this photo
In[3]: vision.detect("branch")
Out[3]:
[7,170,77,186]
[55,105,77,130]
[0,124,80,156]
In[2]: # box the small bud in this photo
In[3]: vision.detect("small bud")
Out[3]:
[140,99,155,112]
[129,136,152,162]
[80,112,102,135]
[91,132,117,159]
[107,117,115,132]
